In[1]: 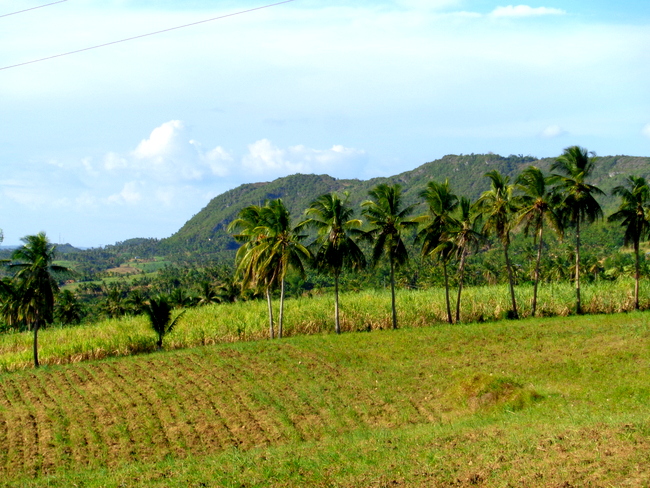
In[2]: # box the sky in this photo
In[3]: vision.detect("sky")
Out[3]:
[0,0,648,247]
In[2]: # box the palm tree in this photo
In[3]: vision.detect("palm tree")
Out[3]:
[300,192,366,334]
[362,183,418,329]
[254,199,311,338]
[229,200,310,339]
[451,197,484,323]
[196,281,220,306]
[416,180,459,324]
[228,204,276,338]
[54,289,84,325]
[143,295,185,350]
[608,175,650,310]
[475,170,519,319]
[10,232,71,367]
[551,146,604,314]
[515,166,563,316]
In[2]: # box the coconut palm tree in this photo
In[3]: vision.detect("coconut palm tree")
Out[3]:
[300,192,366,334]
[54,289,84,325]
[608,175,650,310]
[416,180,459,324]
[451,197,484,323]
[10,232,71,367]
[143,295,185,350]
[475,170,519,319]
[515,166,564,316]
[230,200,310,339]
[551,146,604,314]
[228,204,276,338]
[362,183,418,329]
[255,199,311,338]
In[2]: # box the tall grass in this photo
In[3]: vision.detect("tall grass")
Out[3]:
[0,278,644,371]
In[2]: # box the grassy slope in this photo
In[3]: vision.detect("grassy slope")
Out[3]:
[1,312,650,487]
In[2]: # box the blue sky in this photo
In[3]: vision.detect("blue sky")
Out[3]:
[0,0,648,247]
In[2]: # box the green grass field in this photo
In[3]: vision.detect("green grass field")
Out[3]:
[1,310,650,486]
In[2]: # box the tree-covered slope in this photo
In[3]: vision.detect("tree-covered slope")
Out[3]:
[158,153,650,259]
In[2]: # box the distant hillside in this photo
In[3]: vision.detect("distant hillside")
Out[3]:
[157,153,650,259]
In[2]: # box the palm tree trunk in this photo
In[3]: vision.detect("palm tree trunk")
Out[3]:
[334,272,341,334]
[634,239,640,310]
[33,320,40,368]
[575,219,582,315]
[266,288,274,339]
[442,261,452,324]
[455,250,467,323]
[278,278,285,339]
[390,258,397,329]
[532,225,544,317]
[504,240,519,319]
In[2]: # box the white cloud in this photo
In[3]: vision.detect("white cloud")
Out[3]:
[642,124,650,139]
[541,125,567,138]
[242,139,367,178]
[490,5,566,18]
[133,120,184,161]
[107,181,142,205]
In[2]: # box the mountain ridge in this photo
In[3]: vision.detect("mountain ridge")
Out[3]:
[74,152,648,260]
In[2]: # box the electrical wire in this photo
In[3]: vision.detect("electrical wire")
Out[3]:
[0,0,294,71]
[0,1,67,19]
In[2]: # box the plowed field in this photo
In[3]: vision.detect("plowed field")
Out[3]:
[1,313,650,486]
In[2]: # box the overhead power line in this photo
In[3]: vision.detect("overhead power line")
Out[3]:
[0,0,68,19]
[0,0,294,71]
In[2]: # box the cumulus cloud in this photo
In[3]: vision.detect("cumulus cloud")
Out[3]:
[490,5,566,18]
[541,125,567,139]
[642,124,650,139]
[242,139,367,179]
[98,120,235,185]
[107,181,142,205]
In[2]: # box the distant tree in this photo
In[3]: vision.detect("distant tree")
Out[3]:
[300,192,366,334]
[551,146,604,314]
[0,278,22,330]
[126,288,148,315]
[362,184,418,329]
[475,170,519,319]
[10,232,71,367]
[54,289,84,325]
[608,175,650,310]
[143,295,185,350]
[416,180,459,324]
[515,166,564,316]
[196,281,220,306]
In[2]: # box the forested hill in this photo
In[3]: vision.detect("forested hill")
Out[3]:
[155,153,650,260]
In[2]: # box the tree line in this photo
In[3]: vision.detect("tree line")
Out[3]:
[229,146,650,336]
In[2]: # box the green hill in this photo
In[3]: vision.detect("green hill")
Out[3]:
[158,153,650,259]
[2,312,650,487]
